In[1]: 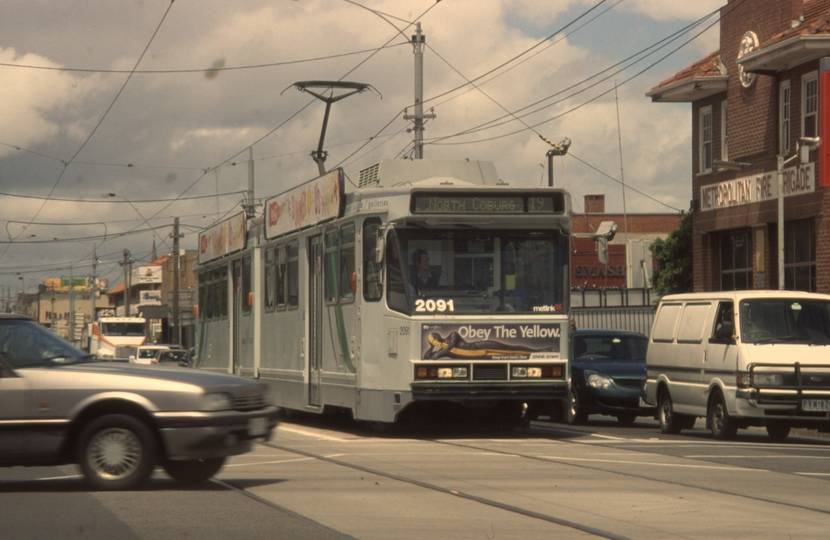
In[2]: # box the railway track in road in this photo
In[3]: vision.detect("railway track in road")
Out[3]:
[227,419,830,539]
[258,438,631,540]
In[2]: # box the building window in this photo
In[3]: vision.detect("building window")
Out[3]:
[720,231,752,291]
[802,72,818,138]
[720,101,728,161]
[700,106,713,173]
[780,80,790,154]
[785,220,815,292]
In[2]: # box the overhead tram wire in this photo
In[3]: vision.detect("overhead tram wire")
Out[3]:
[0,190,248,204]
[423,0,625,115]
[1,0,176,259]
[426,8,723,145]
[426,7,716,142]
[339,0,622,168]
[426,8,724,147]
[0,43,409,74]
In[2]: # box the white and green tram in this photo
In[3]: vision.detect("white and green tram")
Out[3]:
[195,159,572,425]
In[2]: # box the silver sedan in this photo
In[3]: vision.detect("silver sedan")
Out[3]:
[0,314,279,490]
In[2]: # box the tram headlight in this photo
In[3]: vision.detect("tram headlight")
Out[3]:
[415,365,468,380]
[512,367,543,378]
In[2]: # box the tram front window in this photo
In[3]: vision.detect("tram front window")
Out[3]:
[389,229,567,315]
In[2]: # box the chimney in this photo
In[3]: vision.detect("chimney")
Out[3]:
[585,194,605,214]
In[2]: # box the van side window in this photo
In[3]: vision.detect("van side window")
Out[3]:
[652,304,682,342]
[712,302,734,340]
[677,303,711,344]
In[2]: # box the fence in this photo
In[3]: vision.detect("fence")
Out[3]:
[570,288,660,336]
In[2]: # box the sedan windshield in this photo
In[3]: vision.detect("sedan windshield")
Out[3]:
[386,228,567,315]
[740,298,830,344]
[0,320,90,367]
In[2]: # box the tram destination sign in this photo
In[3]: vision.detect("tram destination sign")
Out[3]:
[411,192,564,214]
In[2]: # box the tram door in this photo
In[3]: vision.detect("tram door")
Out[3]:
[308,236,323,407]
[232,259,242,375]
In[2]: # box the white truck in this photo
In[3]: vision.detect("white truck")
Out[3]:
[88,316,148,360]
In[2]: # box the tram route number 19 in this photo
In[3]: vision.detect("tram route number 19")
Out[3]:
[414,299,455,312]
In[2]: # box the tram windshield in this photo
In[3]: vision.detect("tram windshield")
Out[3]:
[386,228,568,315]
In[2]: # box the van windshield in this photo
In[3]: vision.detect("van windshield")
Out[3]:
[739,299,830,345]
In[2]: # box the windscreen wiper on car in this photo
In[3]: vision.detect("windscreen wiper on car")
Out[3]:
[809,339,830,347]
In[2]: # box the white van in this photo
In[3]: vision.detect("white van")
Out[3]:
[643,291,830,440]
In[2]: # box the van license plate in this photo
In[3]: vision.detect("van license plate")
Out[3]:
[802,399,830,412]
[248,417,268,436]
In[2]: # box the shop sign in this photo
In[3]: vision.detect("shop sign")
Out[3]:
[701,162,814,211]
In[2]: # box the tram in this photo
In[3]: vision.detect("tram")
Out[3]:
[195,159,572,425]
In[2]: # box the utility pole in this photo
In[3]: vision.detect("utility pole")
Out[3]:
[171,218,184,346]
[404,23,436,159]
[90,246,97,322]
[120,249,134,316]
[69,265,76,345]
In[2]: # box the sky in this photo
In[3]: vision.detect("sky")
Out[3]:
[0,0,724,300]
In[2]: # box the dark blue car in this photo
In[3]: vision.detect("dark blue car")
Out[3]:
[568,329,653,425]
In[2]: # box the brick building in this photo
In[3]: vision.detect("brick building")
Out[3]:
[648,0,830,293]
[570,194,682,290]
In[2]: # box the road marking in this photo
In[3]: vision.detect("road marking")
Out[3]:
[540,456,766,471]
[795,472,830,476]
[225,457,314,468]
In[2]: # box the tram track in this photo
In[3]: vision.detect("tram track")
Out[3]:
[260,439,631,540]
[233,419,830,539]
[429,421,830,517]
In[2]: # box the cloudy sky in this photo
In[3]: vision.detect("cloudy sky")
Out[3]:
[0,0,723,298]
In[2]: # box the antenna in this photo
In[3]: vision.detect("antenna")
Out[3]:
[284,80,381,176]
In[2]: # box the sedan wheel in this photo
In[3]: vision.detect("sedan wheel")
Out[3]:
[77,414,157,490]
[568,387,588,424]
[616,412,638,426]
[163,457,226,483]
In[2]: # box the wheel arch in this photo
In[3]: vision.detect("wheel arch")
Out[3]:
[61,399,164,462]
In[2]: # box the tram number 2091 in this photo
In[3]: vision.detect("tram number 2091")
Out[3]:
[414,299,455,312]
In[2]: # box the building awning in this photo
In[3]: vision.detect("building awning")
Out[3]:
[137,305,168,319]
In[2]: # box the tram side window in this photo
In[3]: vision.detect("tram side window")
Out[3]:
[386,230,408,314]
[363,218,383,302]
[219,265,229,318]
[340,224,356,303]
[210,268,220,320]
[287,241,299,308]
[276,245,286,310]
[325,229,339,305]
[264,248,276,312]
[198,271,208,320]
[242,255,252,315]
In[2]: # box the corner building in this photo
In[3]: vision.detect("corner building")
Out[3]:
[648,0,830,293]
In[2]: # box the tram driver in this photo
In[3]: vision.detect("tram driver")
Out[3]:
[410,249,446,296]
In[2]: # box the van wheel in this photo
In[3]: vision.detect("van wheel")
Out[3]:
[766,421,791,441]
[658,391,682,434]
[708,391,737,440]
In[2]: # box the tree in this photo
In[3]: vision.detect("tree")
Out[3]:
[650,212,693,296]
